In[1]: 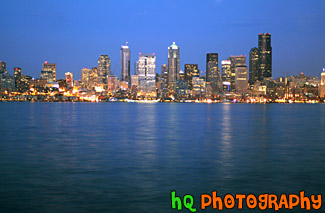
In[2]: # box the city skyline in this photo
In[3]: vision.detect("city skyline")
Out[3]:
[1,0,325,80]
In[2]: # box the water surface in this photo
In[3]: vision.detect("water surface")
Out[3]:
[0,103,324,212]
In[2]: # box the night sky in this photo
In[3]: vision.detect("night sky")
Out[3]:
[1,0,325,80]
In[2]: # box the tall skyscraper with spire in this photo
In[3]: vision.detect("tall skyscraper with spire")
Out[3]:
[120,42,130,84]
[98,55,111,84]
[258,33,272,80]
[167,42,180,92]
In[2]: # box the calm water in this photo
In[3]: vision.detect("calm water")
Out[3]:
[0,102,324,212]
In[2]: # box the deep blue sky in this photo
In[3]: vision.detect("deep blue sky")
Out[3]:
[1,0,325,80]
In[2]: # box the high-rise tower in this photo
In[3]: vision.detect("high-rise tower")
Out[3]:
[98,55,111,84]
[167,42,180,92]
[206,53,219,91]
[120,43,130,84]
[258,33,272,80]
[41,61,56,82]
[249,47,259,85]
[137,53,156,94]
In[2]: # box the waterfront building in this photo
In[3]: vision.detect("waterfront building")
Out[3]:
[98,55,111,84]
[41,61,56,82]
[206,53,219,91]
[107,75,119,93]
[81,67,98,89]
[65,72,73,88]
[120,43,130,84]
[258,33,272,80]
[320,68,325,98]
[137,53,156,95]
[249,47,259,85]
[0,72,15,91]
[235,66,248,93]
[131,75,140,91]
[0,61,6,74]
[119,81,129,90]
[167,42,180,92]
[185,64,199,90]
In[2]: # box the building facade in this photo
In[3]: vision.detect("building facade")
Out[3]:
[249,47,259,85]
[228,55,246,90]
[41,61,56,82]
[98,55,111,84]
[185,64,199,90]
[258,33,272,80]
[120,43,130,84]
[167,42,180,92]
[206,53,219,91]
[137,53,156,95]
[235,66,248,93]
[65,72,73,88]
[320,68,325,98]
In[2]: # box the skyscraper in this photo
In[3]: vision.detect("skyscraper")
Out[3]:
[249,47,259,85]
[120,43,130,84]
[41,61,56,82]
[206,53,219,91]
[228,55,246,90]
[98,55,111,84]
[235,66,248,93]
[0,61,6,74]
[184,64,199,89]
[167,42,180,92]
[137,53,156,94]
[221,60,231,82]
[258,33,272,80]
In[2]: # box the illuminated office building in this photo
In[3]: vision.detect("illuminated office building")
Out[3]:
[320,68,325,98]
[14,67,22,88]
[41,61,56,82]
[107,75,119,92]
[228,55,246,90]
[98,55,111,84]
[167,42,180,92]
[258,33,272,80]
[185,64,199,89]
[120,43,130,84]
[65,72,73,88]
[235,66,248,93]
[249,47,259,85]
[161,64,168,80]
[206,53,219,91]
[137,53,156,94]
[81,67,98,89]
[221,60,231,82]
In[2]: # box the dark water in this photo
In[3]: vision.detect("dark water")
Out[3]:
[0,102,324,212]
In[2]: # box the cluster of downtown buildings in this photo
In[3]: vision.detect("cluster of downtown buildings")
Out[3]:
[1,33,325,103]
